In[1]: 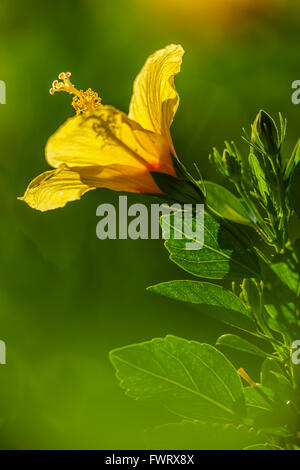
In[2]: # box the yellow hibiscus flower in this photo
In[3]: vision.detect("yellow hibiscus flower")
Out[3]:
[19,44,184,212]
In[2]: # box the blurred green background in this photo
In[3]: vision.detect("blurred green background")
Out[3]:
[0,0,300,449]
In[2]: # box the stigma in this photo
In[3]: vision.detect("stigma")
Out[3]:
[49,72,102,115]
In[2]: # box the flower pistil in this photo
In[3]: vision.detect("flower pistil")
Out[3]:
[50,72,102,115]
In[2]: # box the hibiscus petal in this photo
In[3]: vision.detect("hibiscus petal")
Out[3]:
[128,44,184,155]
[19,167,93,212]
[80,164,163,194]
[46,105,174,175]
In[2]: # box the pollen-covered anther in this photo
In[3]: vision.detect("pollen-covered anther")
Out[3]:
[49,72,102,115]
[72,88,102,115]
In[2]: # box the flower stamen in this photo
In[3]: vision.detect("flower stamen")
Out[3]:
[49,72,102,115]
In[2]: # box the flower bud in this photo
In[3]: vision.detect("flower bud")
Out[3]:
[252,110,280,157]
[222,149,241,181]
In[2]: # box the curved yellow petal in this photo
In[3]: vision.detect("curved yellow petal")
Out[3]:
[19,167,93,212]
[80,164,163,194]
[128,44,184,155]
[19,162,163,212]
[46,105,174,176]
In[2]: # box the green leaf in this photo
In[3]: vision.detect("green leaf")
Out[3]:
[205,181,253,226]
[284,137,300,183]
[261,358,295,402]
[290,161,300,219]
[248,153,269,204]
[162,211,261,280]
[145,420,264,450]
[241,279,265,331]
[217,334,268,358]
[263,245,300,336]
[243,386,292,436]
[244,443,284,450]
[110,335,244,422]
[148,281,257,334]
[244,386,274,420]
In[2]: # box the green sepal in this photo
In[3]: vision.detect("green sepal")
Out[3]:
[151,157,204,205]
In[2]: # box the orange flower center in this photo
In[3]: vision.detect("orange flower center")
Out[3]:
[49,72,102,115]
